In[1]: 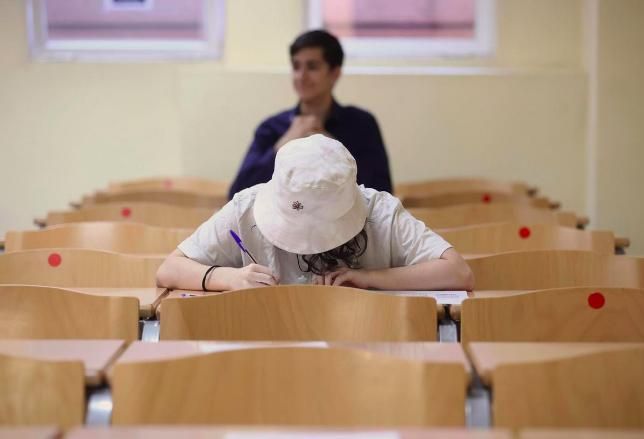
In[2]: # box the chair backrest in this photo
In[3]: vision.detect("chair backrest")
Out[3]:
[467,250,644,290]
[402,192,552,209]
[43,202,213,228]
[0,249,163,287]
[440,223,615,254]
[5,222,191,254]
[408,204,578,229]
[460,287,644,343]
[0,285,139,341]
[395,178,534,198]
[492,346,644,428]
[0,353,85,428]
[107,176,229,195]
[111,347,466,426]
[84,190,227,209]
[160,285,438,341]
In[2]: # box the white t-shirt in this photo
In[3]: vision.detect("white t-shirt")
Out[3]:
[178,185,452,285]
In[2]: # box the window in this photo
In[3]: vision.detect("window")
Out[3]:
[27,0,225,61]
[308,0,496,58]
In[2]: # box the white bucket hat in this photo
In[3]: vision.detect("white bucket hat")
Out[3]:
[253,134,368,255]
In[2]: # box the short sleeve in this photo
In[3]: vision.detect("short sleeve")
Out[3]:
[177,200,244,267]
[390,205,453,266]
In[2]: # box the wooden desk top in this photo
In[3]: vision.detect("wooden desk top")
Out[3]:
[66,287,168,318]
[67,426,511,438]
[0,339,126,386]
[467,342,644,386]
[520,429,644,439]
[0,427,59,439]
[116,341,470,373]
[450,290,531,320]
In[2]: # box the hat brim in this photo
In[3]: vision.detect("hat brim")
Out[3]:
[253,181,368,255]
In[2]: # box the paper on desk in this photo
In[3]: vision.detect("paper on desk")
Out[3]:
[226,432,400,439]
[388,290,468,305]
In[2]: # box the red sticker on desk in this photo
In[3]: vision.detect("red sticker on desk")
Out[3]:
[519,227,531,239]
[48,253,62,267]
[121,207,132,218]
[482,194,492,203]
[588,292,605,309]
[163,179,173,189]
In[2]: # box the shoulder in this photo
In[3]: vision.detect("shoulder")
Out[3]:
[339,105,378,124]
[254,108,293,136]
[229,184,263,217]
[360,186,402,220]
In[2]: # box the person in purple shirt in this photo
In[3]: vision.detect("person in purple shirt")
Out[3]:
[228,29,393,199]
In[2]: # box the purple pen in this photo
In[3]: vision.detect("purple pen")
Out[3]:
[229,230,258,264]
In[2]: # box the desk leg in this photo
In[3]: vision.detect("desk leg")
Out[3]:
[141,320,160,342]
[85,385,112,426]
[438,306,458,342]
[466,372,491,427]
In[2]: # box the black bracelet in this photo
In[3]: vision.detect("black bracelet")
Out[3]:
[201,265,220,292]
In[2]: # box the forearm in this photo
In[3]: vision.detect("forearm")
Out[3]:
[156,254,235,291]
[367,258,474,291]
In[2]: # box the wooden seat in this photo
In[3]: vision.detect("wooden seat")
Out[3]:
[439,223,616,254]
[38,202,212,228]
[460,287,644,343]
[395,178,537,198]
[519,429,644,438]
[0,285,139,341]
[0,353,84,428]
[80,189,227,209]
[160,285,438,341]
[5,222,191,254]
[111,343,468,426]
[402,192,556,209]
[468,342,644,428]
[0,249,163,287]
[0,426,60,438]
[467,250,644,290]
[408,204,579,229]
[107,176,229,195]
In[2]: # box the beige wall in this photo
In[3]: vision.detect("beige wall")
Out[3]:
[0,0,641,254]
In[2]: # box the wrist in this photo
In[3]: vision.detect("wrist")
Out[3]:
[206,266,236,291]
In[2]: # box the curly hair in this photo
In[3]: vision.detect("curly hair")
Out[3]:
[297,228,368,276]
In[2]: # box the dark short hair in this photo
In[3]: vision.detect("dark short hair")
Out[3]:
[297,227,368,276]
[289,29,344,69]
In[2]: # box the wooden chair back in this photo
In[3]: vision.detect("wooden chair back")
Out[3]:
[0,285,139,341]
[0,353,84,428]
[41,202,213,228]
[492,346,644,428]
[111,347,466,426]
[461,287,644,343]
[108,176,229,195]
[408,204,578,229]
[5,222,191,254]
[402,192,554,209]
[83,190,227,209]
[160,285,438,341]
[395,178,535,198]
[440,223,615,255]
[467,250,644,290]
[0,249,163,287]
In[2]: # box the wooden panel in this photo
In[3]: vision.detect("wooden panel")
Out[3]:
[68,287,168,319]
[5,222,191,254]
[160,285,438,341]
[0,285,139,341]
[395,178,534,198]
[84,190,227,209]
[0,353,84,428]
[467,250,644,290]
[111,346,467,426]
[0,249,163,287]
[519,429,644,439]
[439,223,615,254]
[408,204,578,229]
[460,287,644,343]
[0,427,59,439]
[43,202,213,229]
[402,192,553,209]
[107,176,229,195]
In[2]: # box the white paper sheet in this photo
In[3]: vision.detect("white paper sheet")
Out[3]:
[387,290,468,305]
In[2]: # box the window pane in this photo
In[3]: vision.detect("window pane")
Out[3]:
[321,0,475,39]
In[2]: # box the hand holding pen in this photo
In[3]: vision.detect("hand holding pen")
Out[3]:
[229,230,279,287]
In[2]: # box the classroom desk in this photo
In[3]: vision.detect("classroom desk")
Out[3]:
[65,287,168,318]
[519,430,644,439]
[450,290,531,321]
[0,427,59,439]
[67,426,512,439]
[0,339,126,386]
[164,289,447,320]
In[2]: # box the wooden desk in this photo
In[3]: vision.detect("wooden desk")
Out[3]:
[0,339,126,386]
[68,426,512,438]
[67,287,168,318]
[520,429,644,439]
[450,290,530,321]
[0,427,59,439]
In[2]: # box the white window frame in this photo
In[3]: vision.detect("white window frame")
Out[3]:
[26,0,225,62]
[307,0,496,59]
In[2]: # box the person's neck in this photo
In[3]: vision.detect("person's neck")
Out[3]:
[299,95,333,120]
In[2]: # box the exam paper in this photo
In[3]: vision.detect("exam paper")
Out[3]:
[387,290,468,305]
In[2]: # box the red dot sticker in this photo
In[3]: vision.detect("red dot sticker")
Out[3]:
[121,207,132,218]
[588,292,605,309]
[482,194,492,203]
[519,227,531,239]
[48,253,62,267]
[163,179,173,189]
